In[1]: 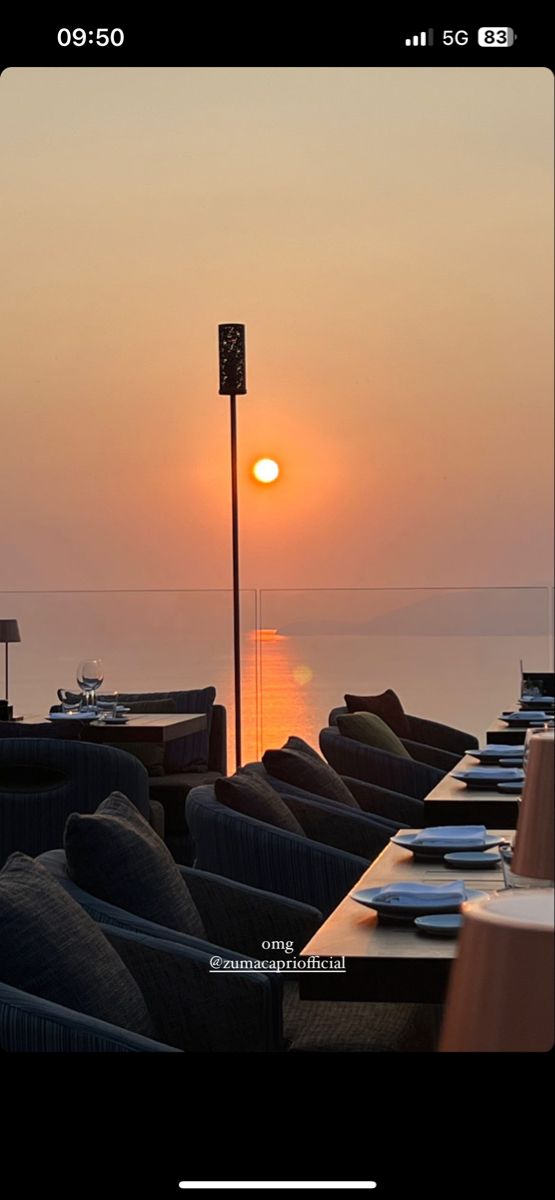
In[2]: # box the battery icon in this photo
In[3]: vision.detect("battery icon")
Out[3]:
[478,27,515,46]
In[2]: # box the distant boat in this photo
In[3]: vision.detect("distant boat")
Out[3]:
[250,628,287,642]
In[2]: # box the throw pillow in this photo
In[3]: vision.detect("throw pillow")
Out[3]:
[337,711,412,758]
[282,735,322,761]
[64,791,206,938]
[344,689,409,737]
[0,852,154,1038]
[214,770,306,836]
[262,748,359,809]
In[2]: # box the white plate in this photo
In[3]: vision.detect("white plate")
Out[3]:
[352,885,486,918]
[392,832,502,860]
[47,712,98,722]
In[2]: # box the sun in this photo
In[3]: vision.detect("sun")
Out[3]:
[252,458,280,484]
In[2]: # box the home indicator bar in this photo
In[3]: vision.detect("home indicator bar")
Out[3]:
[179,1186,378,1192]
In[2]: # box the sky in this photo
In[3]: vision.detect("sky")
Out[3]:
[1,67,553,594]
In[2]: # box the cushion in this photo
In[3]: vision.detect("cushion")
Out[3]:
[125,700,176,715]
[344,689,409,737]
[0,852,155,1038]
[64,791,206,939]
[262,748,359,809]
[337,711,412,758]
[282,735,323,761]
[214,770,306,836]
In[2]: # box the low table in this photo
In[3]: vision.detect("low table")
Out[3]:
[423,752,520,828]
[300,831,508,1004]
[19,712,206,744]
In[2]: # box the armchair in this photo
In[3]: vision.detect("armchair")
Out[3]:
[0,738,155,864]
[320,726,443,800]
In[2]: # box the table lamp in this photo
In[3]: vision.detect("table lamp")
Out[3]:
[440,889,554,1052]
[0,619,21,707]
[512,730,554,883]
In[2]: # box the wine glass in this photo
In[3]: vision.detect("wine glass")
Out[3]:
[76,659,104,710]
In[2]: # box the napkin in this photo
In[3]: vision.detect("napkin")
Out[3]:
[371,881,467,906]
[411,825,488,847]
[502,711,549,721]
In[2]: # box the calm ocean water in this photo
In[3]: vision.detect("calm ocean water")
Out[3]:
[5,591,550,767]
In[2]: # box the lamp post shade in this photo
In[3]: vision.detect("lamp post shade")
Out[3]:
[440,889,554,1052]
[217,324,247,768]
[512,731,554,882]
[0,621,21,644]
[218,324,247,395]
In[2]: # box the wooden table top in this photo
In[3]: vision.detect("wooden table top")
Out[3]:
[303,832,507,960]
[423,751,521,828]
[300,831,509,1002]
[424,753,518,806]
[21,712,207,744]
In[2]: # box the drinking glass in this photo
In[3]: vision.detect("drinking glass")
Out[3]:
[98,691,119,720]
[76,659,104,709]
[499,842,552,890]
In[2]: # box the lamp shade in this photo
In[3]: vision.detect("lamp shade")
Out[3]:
[218,324,247,395]
[512,730,554,882]
[0,620,21,643]
[440,889,554,1052]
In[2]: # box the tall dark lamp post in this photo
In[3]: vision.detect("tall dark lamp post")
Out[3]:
[218,324,247,768]
[0,619,21,705]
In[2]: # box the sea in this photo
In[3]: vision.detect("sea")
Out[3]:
[3,589,551,768]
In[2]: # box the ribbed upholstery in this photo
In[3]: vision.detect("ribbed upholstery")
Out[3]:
[0,982,176,1052]
[107,927,279,1053]
[281,792,396,859]
[39,849,304,1050]
[404,714,478,754]
[0,739,150,864]
[339,776,424,826]
[401,740,460,771]
[36,852,435,1055]
[320,727,443,799]
[187,785,368,916]
[329,706,478,754]
[244,760,420,827]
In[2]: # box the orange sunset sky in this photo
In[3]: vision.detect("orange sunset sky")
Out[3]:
[1,67,553,592]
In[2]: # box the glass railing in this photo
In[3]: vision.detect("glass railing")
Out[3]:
[258,588,553,750]
[0,590,258,768]
[1,586,552,768]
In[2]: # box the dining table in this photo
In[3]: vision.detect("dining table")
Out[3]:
[300,830,509,1004]
[423,751,521,828]
[18,712,207,744]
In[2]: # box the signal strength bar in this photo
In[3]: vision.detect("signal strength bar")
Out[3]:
[405,29,434,46]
